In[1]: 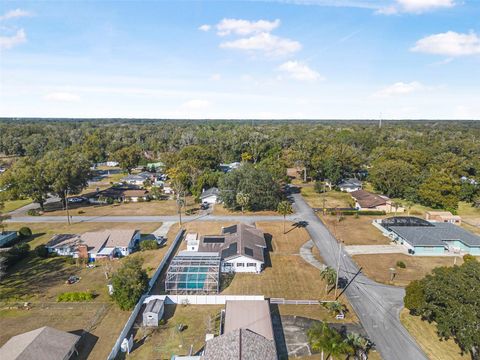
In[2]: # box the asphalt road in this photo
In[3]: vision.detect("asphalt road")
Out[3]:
[290,191,427,360]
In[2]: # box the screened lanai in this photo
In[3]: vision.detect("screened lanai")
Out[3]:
[165,251,221,294]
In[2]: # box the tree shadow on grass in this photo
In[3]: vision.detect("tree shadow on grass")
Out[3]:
[0,255,75,300]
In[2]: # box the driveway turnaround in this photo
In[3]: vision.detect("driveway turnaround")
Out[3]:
[290,191,427,360]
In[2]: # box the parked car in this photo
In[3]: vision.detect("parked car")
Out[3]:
[200,202,209,210]
[66,275,80,284]
[67,197,85,203]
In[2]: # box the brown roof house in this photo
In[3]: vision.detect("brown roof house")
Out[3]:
[202,300,277,360]
[198,224,267,273]
[351,190,404,213]
[425,211,461,225]
[0,326,80,360]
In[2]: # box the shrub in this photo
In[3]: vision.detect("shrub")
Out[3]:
[140,240,158,251]
[463,254,477,263]
[314,181,325,194]
[57,291,94,302]
[396,260,406,269]
[106,197,114,205]
[27,209,40,216]
[78,210,85,214]
[4,243,30,267]
[19,227,32,237]
[34,244,49,258]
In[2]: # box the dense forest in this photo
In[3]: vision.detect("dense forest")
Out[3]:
[1,119,480,212]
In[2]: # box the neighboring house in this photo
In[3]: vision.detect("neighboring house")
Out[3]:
[200,187,220,204]
[202,300,277,360]
[425,211,461,225]
[45,234,83,256]
[46,229,140,260]
[121,172,152,186]
[338,178,362,192]
[378,216,480,255]
[198,224,267,273]
[351,189,404,213]
[0,326,80,360]
[123,189,150,202]
[0,231,18,247]
[142,299,165,327]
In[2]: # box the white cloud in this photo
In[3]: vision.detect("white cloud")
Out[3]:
[198,24,211,32]
[377,0,455,14]
[374,81,426,97]
[216,18,280,36]
[411,31,480,56]
[0,8,32,21]
[220,32,301,57]
[0,29,26,49]
[277,61,323,81]
[43,92,81,102]
[181,99,211,110]
[210,73,222,81]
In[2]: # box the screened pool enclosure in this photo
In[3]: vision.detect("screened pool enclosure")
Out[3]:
[165,252,221,294]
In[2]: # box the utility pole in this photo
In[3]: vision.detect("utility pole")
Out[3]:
[333,221,342,299]
[65,189,71,225]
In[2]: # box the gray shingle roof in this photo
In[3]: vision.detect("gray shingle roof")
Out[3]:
[200,187,219,199]
[390,222,480,247]
[203,328,277,360]
[0,326,80,360]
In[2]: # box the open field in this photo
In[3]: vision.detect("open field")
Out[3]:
[352,254,465,286]
[300,186,353,209]
[321,215,390,246]
[40,198,199,217]
[222,222,357,322]
[0,199,32,213]
[400,309,468,360]
[129,304,223,359]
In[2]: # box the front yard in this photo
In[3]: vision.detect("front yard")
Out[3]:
[300,186,353,209]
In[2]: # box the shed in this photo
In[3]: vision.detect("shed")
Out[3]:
[142,299,165,327]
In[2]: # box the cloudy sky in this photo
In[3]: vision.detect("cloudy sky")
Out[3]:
[1,0,479,119]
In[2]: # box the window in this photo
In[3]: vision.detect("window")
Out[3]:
[236,263,244,267]
[247,263,256,267]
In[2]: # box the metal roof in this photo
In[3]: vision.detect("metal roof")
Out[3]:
[389,221,480,247]
[144,299,164,314]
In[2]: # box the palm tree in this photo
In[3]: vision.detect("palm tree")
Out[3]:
[308,322,353,360]
[236,192,250,214]
[322,301,347,316]
[345,332,371,360]
[277,200,293,234]
[320,266,337,293]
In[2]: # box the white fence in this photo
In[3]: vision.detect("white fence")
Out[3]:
[106,228,185,360]
[144,294,264,305]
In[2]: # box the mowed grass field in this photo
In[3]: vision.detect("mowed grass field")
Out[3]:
[301,186,353,209]
[352,254,464,286]
[321,215,390,246]
[400,310,468,360]
[1,199,32,213]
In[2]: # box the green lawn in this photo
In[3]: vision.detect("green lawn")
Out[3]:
[1,199,32,213]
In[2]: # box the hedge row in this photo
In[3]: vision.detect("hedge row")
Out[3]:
[57,291,95,302]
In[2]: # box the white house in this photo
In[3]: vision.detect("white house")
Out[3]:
[200,187,220,204]
[338,178,362,192]
[198,224,266,273]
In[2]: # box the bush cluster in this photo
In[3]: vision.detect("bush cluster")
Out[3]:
[396,260,406,269]
[57,291,95,302]
[19,227,32,237]
[140,239,158,251]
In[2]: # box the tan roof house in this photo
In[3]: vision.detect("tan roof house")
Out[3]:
[425,211,461,225]
[351,190,404,213]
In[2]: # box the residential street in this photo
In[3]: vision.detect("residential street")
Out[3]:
[290,191,427,360]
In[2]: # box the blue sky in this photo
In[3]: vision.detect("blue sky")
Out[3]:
[1,0,479,119]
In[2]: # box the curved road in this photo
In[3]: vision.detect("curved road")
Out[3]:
[7,193,427,359]
[290,192,427,360]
